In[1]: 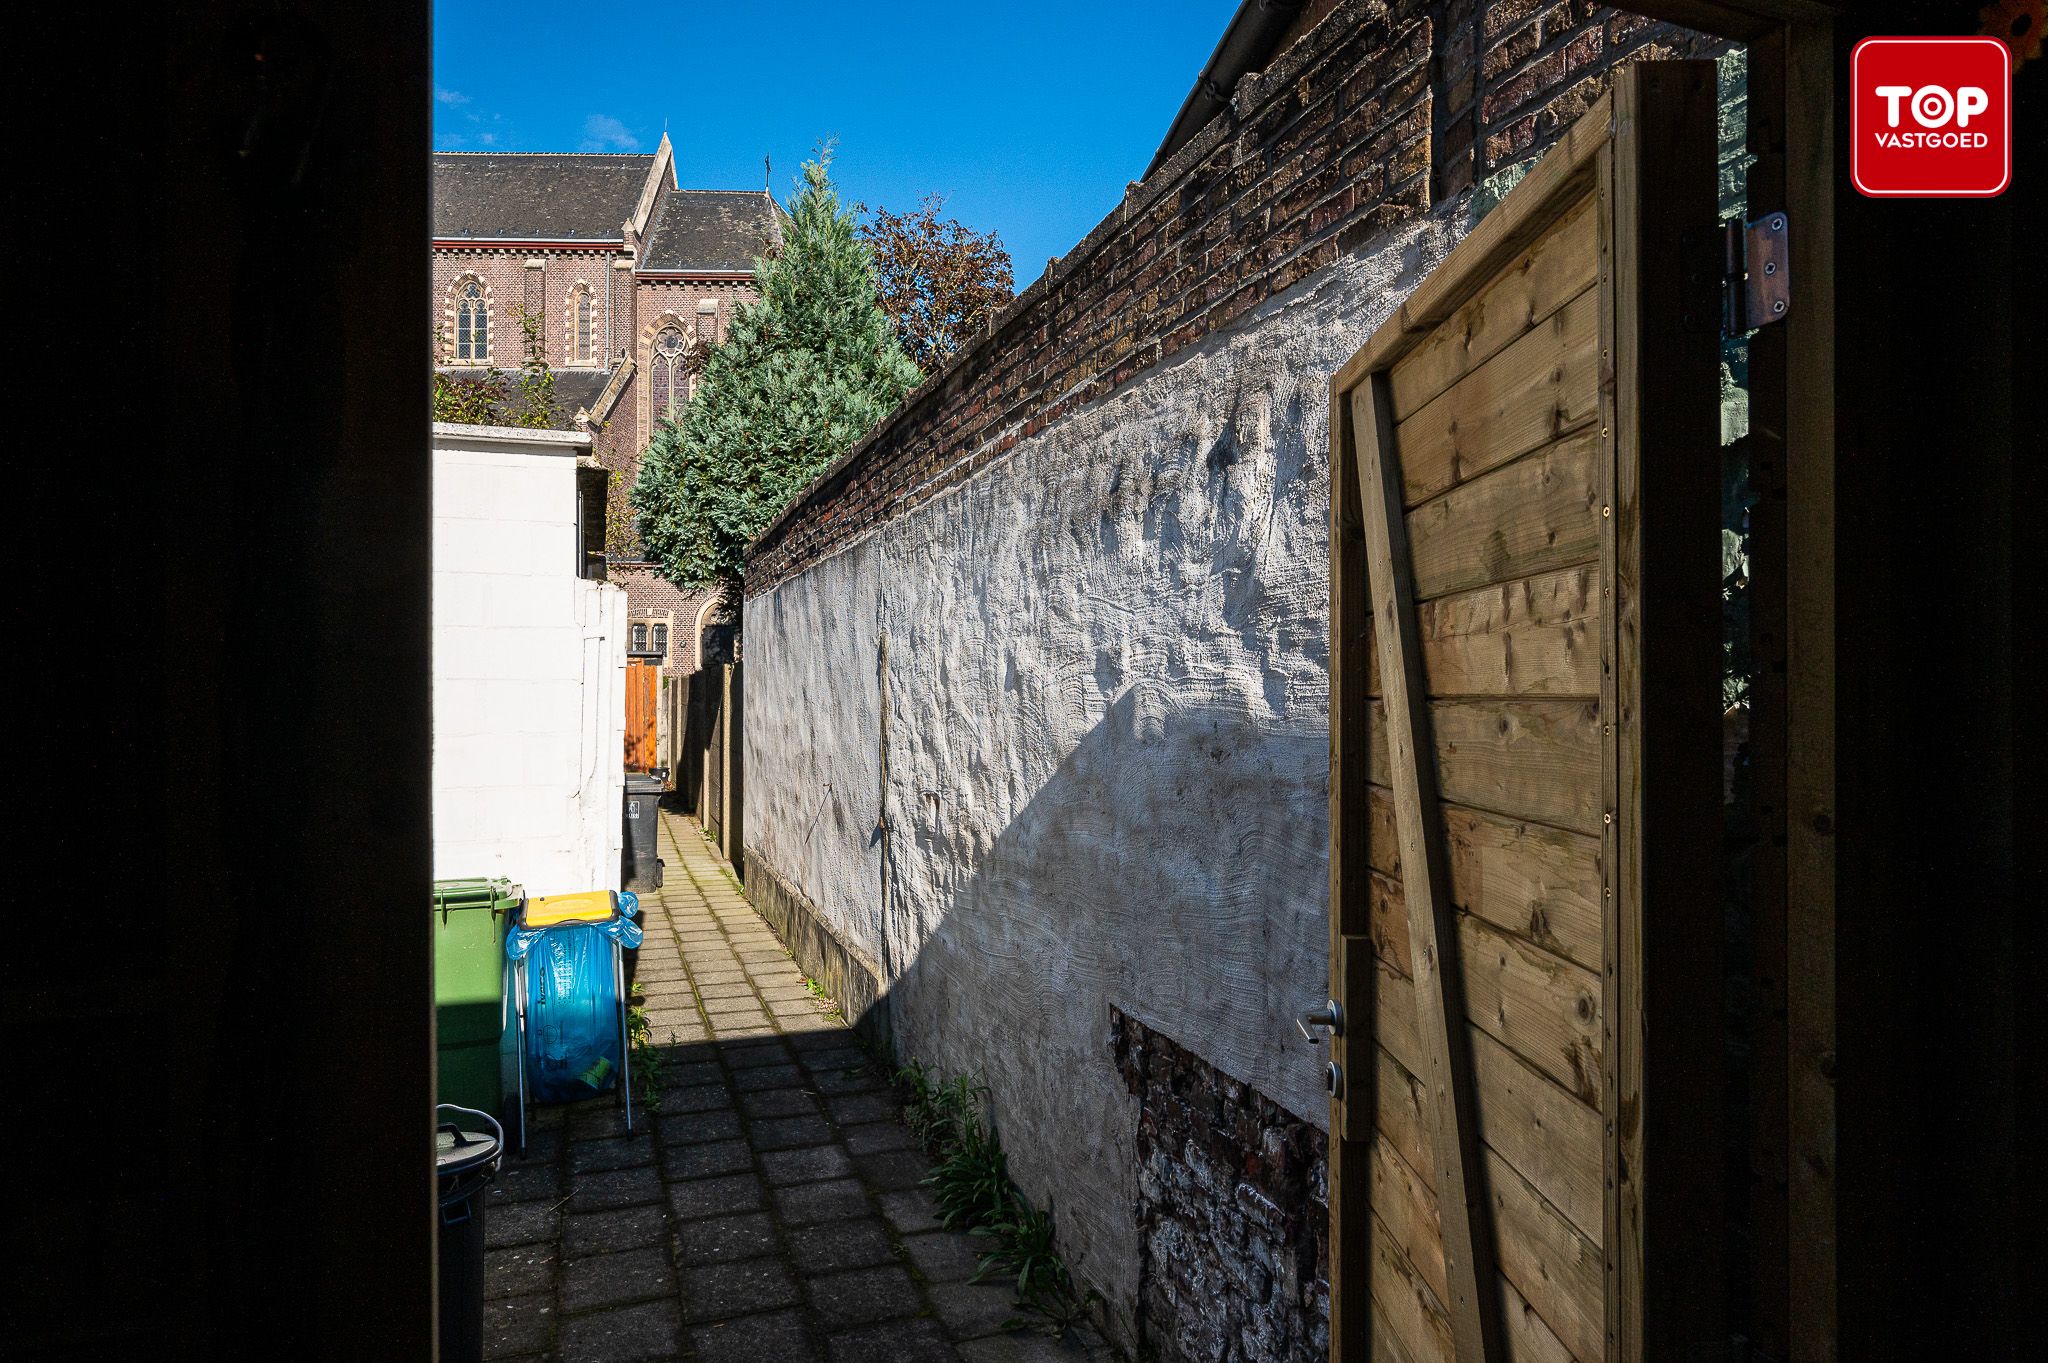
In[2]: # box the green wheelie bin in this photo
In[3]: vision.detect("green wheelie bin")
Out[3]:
[432,878,523,1137]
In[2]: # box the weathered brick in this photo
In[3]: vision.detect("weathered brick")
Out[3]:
[744,0,1723,595]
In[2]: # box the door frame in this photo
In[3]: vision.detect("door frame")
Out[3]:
[1634,10,1838,1363]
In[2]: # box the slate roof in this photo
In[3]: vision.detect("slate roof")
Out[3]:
[547,369,613,421]
[640,190,779,272]
[432,152,654,241]
[438,367,612,431]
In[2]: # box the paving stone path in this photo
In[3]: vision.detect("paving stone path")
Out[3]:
[481,811,1113,1363]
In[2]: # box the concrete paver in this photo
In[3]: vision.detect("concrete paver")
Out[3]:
[480,812,1113,1362]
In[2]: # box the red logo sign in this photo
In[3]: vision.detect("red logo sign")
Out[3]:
[1852,37,2012,197]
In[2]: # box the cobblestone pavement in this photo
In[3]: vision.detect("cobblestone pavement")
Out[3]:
[481,811,1112,1363]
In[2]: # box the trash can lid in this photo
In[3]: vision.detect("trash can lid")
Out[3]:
[436,1111,504,1180]
[524,890,617,927]
[624,773,665,794]
[433,878,524,914]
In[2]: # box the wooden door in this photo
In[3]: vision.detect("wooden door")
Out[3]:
[625,660,659,772]
[1326,63,1724,1363]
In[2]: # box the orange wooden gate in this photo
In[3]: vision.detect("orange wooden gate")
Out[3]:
[625,660,659,772]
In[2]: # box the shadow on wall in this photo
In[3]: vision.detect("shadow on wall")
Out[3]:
[794,685,1332,1360]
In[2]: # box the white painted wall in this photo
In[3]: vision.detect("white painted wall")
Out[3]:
[743,215,1459,1327]
[433,424,626,897]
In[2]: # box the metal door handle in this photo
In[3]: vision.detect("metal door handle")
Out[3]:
[1297,1000,1343,1045]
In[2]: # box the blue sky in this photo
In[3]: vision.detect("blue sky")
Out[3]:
[433,1,1241,275]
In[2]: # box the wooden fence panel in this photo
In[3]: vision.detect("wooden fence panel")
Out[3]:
[723,661,744,877]
[703,664,726,846]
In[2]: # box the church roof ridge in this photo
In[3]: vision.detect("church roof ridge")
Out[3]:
[432,150,654,158]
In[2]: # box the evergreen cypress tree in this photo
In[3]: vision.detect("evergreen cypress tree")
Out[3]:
[631,149,921,587]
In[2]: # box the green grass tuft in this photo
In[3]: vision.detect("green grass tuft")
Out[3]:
[895,1058,1102,1338]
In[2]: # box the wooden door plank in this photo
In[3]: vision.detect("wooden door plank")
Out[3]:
[1412,567,1603,699]
[1487,1144,1605,1363]
[1469,1026,1606,1243]
[1393,287,1602,507]
[1366,791,1605,974]
[1594,129,1625,1363]
[1334,92,1613,393]
[1375,1311,1425,1363]
[1456,913,1604,1111]
[1374,962,1605,1248]
[1367,699,1604,836]
[1364,874,1605,1110]
[1780,20,1838,1363]
[1405,431,1602,602]
[1378,1111,1602,1363]
[625,661,660,771]
[1388,199,1601,422]
[1375,1312,1425,1363]
[1372,1128,1447,1305]
[1372,1208,1457,1363]
[1367,565,1604,701]
[1426,701,1603,835]
[1375,1039,1433,1176]
[1374,1019,1604,1363]
[1353,375,1504,1363]
[1375,985,1605,1252]
[1442,803,1603,974]
[1497,1276,1576,1363]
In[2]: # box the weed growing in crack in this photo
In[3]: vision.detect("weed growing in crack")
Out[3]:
[626,980,666,1112]
[801,975,845,1023]
[896,1058,1103,1339]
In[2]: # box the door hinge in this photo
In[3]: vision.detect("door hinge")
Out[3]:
[1722,211,1790,336]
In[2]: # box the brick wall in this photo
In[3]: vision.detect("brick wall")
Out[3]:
[629,276,755,449]
[746,0,1719,596]
[431,245,623,369]
[1112,1008,1329,1363]
[607,566,726,678]
[1437,0,1714,195]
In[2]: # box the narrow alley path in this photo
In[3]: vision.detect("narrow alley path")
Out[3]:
[480,811,1110,1363]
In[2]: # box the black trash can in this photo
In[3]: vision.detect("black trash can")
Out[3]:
[623,773,665,890]
[436,1105,504,1363]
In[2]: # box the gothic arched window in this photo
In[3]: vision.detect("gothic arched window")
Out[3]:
[651,325,686,417]
[455,280,487,362]
[568,285,596,365]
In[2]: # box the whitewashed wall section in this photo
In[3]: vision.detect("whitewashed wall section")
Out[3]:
[743,216,1455,1324]
[434,432,627,898]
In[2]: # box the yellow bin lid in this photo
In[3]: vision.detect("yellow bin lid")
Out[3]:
[523,890,617,927]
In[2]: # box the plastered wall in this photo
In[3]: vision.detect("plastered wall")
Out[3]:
[434,433,627,897]
[743,215,1458,1335]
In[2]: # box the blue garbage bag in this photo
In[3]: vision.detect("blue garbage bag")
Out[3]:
[506,907,643,1104]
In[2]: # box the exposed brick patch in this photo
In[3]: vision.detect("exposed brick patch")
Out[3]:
[1111,1007,1328,1363]
[745,0,1721,597]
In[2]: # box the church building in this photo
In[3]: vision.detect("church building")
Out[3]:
[432,133,776,675]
